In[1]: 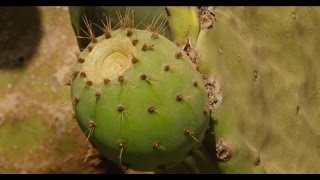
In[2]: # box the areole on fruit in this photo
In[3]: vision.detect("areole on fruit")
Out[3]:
[70,10,210,172]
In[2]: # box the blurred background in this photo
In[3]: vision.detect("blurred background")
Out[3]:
[0,6,121,174]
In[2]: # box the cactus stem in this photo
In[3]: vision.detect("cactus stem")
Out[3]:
[85,120,96,144]
[132,56,139,64]
[175,52,183,59]
[132,39,139,46]
[142,44,154,51]
[184,128,199,143]
[162,64,170,72]
[104,78,111,85]
[118,140,126,165]
[153,141,166,150]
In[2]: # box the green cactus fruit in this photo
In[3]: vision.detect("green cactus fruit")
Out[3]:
[197,6,320,173]
[70,21,210,171]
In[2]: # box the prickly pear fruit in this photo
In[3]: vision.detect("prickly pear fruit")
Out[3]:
[70,18,210,171]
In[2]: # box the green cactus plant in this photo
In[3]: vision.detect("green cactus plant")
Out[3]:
[69,14,211,171]
[196,6,320,173]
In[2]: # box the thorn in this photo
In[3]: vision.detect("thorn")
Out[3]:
[118,140,126,165]
[85,120,96,144]
[163,64,170,71]
[153,141,165,150]
[83,145,93,164]
[142,44,154,51]
[176,94,183,102]
[184,128,199,143]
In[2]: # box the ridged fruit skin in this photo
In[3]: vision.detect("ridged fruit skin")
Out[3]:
[71,28,210,171]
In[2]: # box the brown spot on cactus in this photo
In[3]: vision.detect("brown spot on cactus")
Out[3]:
[78,57,85,63]
[175,52,183,59]
[142,44,154,51]
[132,56,139,64]
[127,29,133,37]
[132,39,139,46]
[104,78,111,85]
[151,32,159,40]
[80,72,86,78]
[216,138,235,162]
[88,46,93,52]
[254,70,258,81]
[117,105,125,112]
[193,80,198,87]
[140,73,147,80]
[148,106,155,113]
[118,75,125,83]
[153,141,165,150]
[95,91,101,99]
[176,94,183,102]
[163,64,170,71]
[86,80,93,87]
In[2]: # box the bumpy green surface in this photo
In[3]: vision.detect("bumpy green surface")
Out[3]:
[71,28,209,171]
[197,7,320,173]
